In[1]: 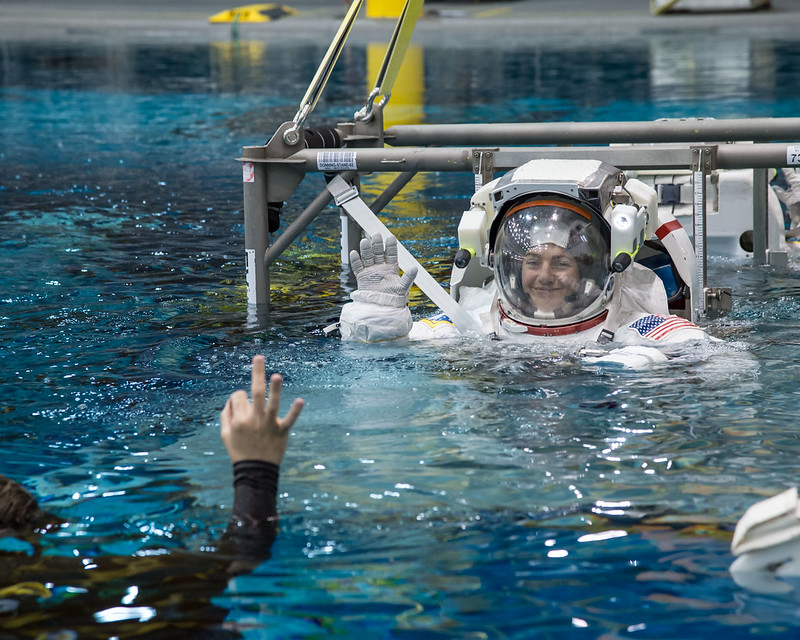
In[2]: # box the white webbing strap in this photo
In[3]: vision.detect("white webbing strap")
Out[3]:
[327,175,482,335]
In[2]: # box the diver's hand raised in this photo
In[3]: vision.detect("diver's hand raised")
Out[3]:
[349,233,417,308]
[220,355,304,465]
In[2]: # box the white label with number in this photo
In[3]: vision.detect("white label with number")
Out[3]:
[317,151,357,171]
[787,145,800,165]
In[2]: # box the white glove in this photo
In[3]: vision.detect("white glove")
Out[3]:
[580,345,668,369]
[349,233,417,308]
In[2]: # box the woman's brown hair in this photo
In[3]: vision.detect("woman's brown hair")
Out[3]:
[0,474,40,530]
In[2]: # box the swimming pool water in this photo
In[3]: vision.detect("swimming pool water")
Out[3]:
[3,26,800,639]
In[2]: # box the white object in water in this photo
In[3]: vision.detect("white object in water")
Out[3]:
[633,168,788,259]
[730,487,800,594]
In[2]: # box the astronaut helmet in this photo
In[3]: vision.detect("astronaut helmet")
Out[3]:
[491,195,615,334]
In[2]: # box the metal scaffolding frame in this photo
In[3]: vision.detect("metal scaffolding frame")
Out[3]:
[240,110,800,321]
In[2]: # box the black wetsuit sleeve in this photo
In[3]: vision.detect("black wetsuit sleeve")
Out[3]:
[223,460,280,570]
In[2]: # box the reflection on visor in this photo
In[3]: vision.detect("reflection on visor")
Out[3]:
[494,198,612,326]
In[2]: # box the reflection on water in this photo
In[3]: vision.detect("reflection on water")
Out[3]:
[2,27,800,638]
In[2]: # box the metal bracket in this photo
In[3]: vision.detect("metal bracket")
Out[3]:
[690,144,717,172]
[704,287,732,313]
[340,103,385,148]
[767,250,789,269]
[471,149,497,191]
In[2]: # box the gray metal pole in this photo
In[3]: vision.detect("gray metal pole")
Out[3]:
[289,143,799,174]
[385,118,800,147]
[242,155,269,306]
[716,144,799,170]
[690,145,715,320]
[691,167,707,321]
[264,188,334,268]
[370,171,417,213]
[752,168,768,266]
[264,171,357,268]
[290,147,473,172]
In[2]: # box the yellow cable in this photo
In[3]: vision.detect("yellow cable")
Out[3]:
[0,581,52,599]
[376,0,425,99]
[651,0,684,15]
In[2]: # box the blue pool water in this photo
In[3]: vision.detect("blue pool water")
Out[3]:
[3,25,800,639]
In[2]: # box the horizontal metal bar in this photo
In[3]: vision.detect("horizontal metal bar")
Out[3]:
[279,143,796,173]
[490,146,697,170]
[715,143,798,170]
[384,118,800,147]
[281,147,473,171]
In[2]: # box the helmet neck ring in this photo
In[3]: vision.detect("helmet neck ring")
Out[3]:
[498,303,609,337]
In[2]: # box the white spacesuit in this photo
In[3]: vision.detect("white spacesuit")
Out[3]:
[774,167,800,233]
[339,159,716,367]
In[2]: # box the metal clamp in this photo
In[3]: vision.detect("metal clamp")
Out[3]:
[354,88,381,123]
[283,104,310,146]
[704,287,732,313]
[331,181,360,206]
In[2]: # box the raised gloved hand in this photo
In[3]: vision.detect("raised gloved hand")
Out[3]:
[349,233,417,308]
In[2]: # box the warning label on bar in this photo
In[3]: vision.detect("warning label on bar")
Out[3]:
[242,162,255,182]
[317,151,357,171]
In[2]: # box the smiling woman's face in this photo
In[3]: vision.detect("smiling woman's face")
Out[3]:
[520,243,581,312]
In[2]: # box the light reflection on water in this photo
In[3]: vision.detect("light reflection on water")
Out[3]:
[2,29,800,638]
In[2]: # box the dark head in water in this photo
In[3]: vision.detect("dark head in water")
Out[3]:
[0,474,61,532]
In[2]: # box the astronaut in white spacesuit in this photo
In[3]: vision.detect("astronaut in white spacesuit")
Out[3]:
[338,159,716,367]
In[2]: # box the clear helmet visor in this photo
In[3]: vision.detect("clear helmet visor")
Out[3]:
[493,198,613,326]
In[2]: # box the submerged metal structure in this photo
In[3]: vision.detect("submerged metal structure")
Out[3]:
[239,0,800,324]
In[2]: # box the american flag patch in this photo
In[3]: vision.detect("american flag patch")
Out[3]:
[630,314,699,340]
